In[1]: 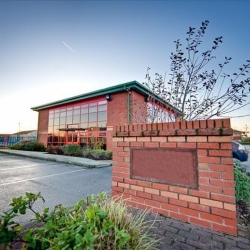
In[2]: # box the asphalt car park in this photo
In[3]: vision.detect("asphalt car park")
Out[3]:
[0,153,112,224]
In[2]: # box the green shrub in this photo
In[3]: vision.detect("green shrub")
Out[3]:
[82,147,91,158]
[104,150,113,159]
[89,136,105,150]
[9,140,46,152]
[46,146,63,155]
[82,148,112,160]
[61,144,83,156]
[234,159,250,202]
[240,137,250,145]
[0,193,158,249]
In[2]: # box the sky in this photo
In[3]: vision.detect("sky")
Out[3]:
[0,0,249,135]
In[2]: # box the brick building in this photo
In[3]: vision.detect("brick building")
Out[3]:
[31,81,180,150]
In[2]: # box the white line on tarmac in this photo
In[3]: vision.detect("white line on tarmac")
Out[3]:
[0,169,86,186]
[0,163,54,171]
[0,160,23,163]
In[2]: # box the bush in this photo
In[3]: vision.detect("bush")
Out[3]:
[240,137,250,145]
[9,140,46,152]
[234,159,250,202]
[0,193,158,249]
[46,146,63,155]
[61,144,83,156]
[45,145,112,160]
[82,148,113,160]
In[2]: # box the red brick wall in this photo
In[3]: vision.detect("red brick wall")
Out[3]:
[112,118,237,235]
[107,91,129,127]
[130,91,148,124]
[106,91,128,150]
[37,109,49,146]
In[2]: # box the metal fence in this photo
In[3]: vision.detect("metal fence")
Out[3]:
[0,136,36,147]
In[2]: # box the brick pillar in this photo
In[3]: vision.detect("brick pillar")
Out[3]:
[112,119,237,235]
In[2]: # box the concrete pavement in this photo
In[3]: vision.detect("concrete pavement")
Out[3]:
[0,149,112,168]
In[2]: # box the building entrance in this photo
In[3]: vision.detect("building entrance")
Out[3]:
[66,124,79,145]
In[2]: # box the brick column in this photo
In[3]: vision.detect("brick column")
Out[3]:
[112,119,237,235]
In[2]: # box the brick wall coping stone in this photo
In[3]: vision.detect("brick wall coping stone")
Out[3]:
[114,119,233,137]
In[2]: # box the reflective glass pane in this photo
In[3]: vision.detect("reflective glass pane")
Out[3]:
[54,125,59,132]
[81,114,88,123]
[74,106,80,110]
[68,124,78,129]
[59,124,66,129]
[80,123,88,130]
[98,121,106,128]
[67,107,73,111]
[59,133,65,143]
[89,102,97,107]
[81,104,88,108]
[98,100,107,105]
[67,110,73,116]
[89,106,97,113]
[89,112,97,122]
[54,113,59,118]
[48,118,54,126]
[98,105,107,111]
[48,126,53,133]
[66,116,72,124]
[73,115,80,123]
[60,111,66,117]
[74,109,80,115]
[89,122,97,128]
[98,111,107,121]
[60,116,66,125]
[68,134,72,142]
[81,108,88,114]
[73,134,78,142]
[49,111,54,119]
[60,108,66,112]
[54,118,59,125]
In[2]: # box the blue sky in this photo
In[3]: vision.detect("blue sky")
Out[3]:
[0,0,249,134]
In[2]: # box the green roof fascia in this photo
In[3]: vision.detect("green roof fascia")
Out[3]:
[31,80,181,114]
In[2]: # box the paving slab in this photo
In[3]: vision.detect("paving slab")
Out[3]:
[0,149,112,168]
[145,212,250,250]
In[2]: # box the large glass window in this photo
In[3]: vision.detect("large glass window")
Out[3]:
[48,100,107,147]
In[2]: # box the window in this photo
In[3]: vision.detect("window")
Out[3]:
[48,100,107,146]
[98,111,106,121]
[89,112,97,122]
[73,115,80,123]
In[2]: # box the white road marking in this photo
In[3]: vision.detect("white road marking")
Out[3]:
[0,160,23,163]
[0,163,54,171]
[0,169,86,186]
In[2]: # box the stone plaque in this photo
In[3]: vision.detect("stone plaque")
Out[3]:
[131,148,198,188]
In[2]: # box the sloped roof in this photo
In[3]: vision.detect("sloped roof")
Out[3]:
[12,130,37,135]
[31,80,181,114]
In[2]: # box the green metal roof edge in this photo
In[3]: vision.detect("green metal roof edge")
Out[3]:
[31,80,181,114]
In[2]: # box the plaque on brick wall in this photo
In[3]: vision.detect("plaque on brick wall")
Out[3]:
[131,148,198,188]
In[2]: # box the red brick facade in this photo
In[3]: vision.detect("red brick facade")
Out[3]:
[37,109,49,146]
[112,118,237,235]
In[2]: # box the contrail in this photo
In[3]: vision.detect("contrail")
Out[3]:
[62,41,75,53]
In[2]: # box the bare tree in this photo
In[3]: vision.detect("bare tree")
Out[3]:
[143,20,250,121]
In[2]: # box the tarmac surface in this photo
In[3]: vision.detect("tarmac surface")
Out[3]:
[0,149,249,250]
